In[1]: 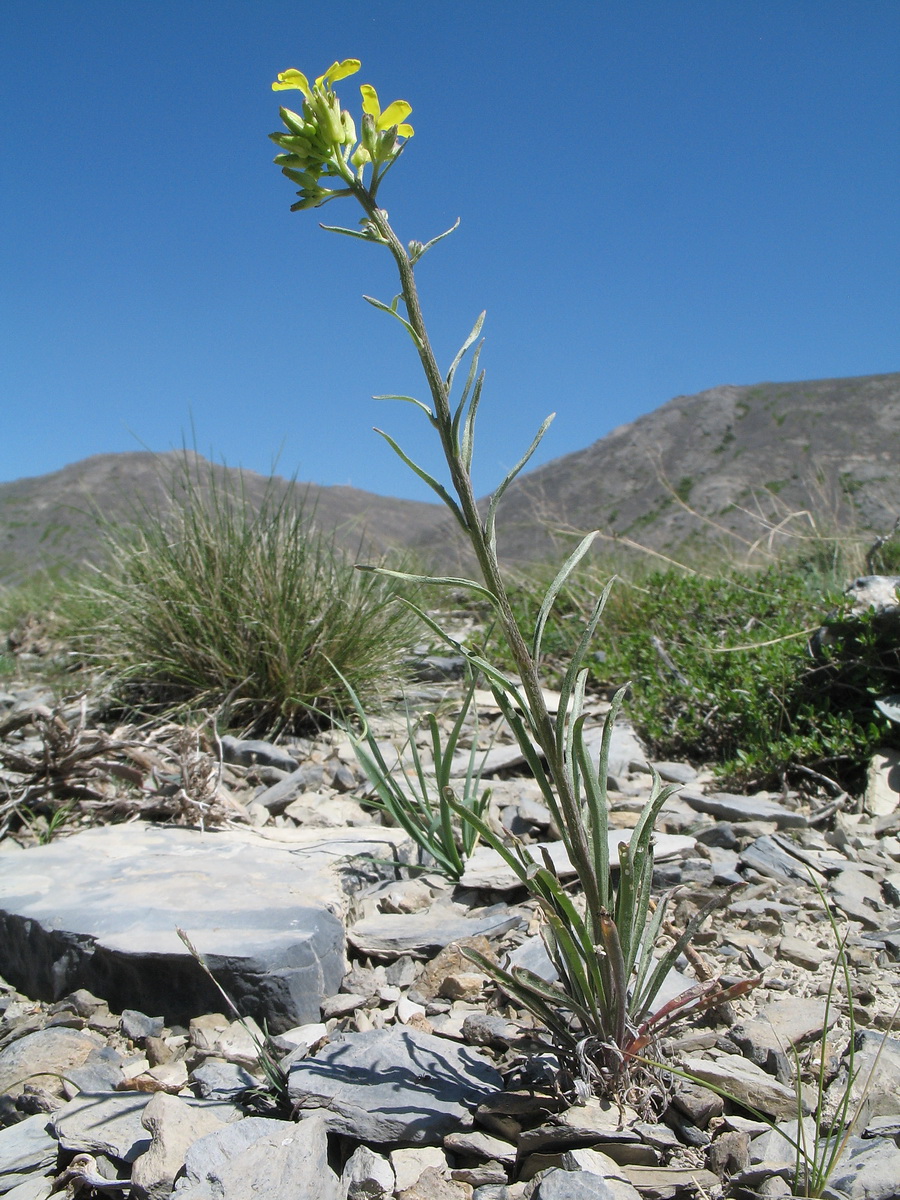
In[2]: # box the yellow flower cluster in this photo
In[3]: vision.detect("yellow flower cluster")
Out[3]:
[270,59,413,209]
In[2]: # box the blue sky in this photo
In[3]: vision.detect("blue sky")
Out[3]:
[3,1,898,502]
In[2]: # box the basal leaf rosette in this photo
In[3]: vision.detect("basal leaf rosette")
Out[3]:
[270,59,414,209]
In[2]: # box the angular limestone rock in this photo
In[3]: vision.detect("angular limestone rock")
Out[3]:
[288,1027,502,1144]
[681,790,807,828]
[174,1112,342,1200]
[0,822,406,1031]
[348,904,521,958]
[0,1113,58,1193]
[680,1054,802,1121]
[130,1092,230,1200]
[0,1026,104,1099]
[459,833,695,891]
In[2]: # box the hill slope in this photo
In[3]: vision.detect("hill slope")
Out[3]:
[478,371,900,564]
[3,371,898,584]
[0,451,443,584]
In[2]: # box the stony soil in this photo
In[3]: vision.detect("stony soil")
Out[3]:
[1,645,900,1200]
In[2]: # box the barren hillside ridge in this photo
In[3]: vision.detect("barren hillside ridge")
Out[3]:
[3,371,898,582]
[0,451,443,584]
[475,370,900,563]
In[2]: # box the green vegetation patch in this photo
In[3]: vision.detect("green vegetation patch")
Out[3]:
[499,556,900,793]
[63,460,418,735]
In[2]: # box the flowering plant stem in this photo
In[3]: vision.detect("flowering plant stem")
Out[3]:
[354,190,629,959]
[269,61,747,1092]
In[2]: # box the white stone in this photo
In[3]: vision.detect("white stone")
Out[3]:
[389,1146,449,1191]
[865,750,900,817]
[396,995,428,1025]
[342,1145,395,1199]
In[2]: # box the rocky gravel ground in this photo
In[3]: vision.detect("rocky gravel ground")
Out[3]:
[1,652,900,1200]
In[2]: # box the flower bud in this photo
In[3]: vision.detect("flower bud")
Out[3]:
[314,92,345,147]
[340,110,357,146]
[279,107,308,136]
[378,127,398,159]
[350,144,371,171]
[361,112,378,159]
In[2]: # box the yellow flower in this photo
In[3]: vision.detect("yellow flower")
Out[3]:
[269,59,413,207]
[271,59,361,97]
[359,84,414,139]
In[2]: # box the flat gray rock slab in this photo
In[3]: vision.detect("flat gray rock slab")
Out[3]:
[828,1030,900,1122]
[681,1054,801,1121]
[530,1167,640,1200]
[131,1091,232,1200]
[681,790,807,827]
[288,1027,503,1144]
[2,1177,54,1200]
[174,1112,342,1200]
[347,904,523,957]
[826,1134,900,1200]
[0,1113,57,1193]
[52,1092,153,1162]
[829,868,885,929]
[739,835,826,885]
[51,1092,240,1165]
[732,997,839,1063]
[0,822,406,1032]
[460,833,695,891]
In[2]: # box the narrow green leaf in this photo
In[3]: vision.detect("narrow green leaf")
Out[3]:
[532,531,598,662]
[598,912,628,1048]
[487,687,561,823]
[561,669,588,802]
[451,343,483,451]
[373,393,436,420]
[633,889,729,1024]
[319,222,386,243]
[460,371,484,471]
[409,217,460,264]
[462,950,578,1047]
[556,577,616,748]
[355,564,497,605]
[363,294,422,348]
[372,429,466,525]
[444,796,534,885]
[438,785,464,878]
[575,718,610,912]
[630,768,679,852]
[446,311,485,390]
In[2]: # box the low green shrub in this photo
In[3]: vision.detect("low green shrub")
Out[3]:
[499,557,900,792]
[66,459,417,734]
